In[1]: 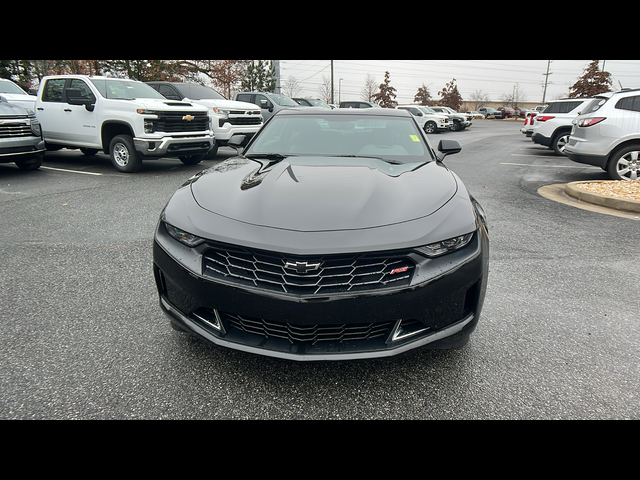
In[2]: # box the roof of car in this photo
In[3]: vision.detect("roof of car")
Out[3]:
[276,107,412,117]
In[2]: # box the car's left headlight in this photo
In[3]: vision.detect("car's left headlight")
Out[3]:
[29,116,41,137]
[213,107,230,118]
[415,233,474,258]
[164,222,205,247]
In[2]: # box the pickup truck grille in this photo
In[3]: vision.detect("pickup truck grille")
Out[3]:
[155,112,209,133]
[0,119,32,138]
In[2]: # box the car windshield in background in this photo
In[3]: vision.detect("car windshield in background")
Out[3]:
[271,94,299,107]
[90,79,166,100]
[0,81,28,95]
[246,114,434,165]
[175,84,226,100]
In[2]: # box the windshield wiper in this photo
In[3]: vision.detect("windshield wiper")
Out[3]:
[245,153,291,160]
[334,155,403,165]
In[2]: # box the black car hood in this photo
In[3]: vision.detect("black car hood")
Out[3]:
[189,156,458,232]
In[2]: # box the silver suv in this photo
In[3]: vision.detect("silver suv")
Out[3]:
[530,97,593,155]
[565,89,640,180]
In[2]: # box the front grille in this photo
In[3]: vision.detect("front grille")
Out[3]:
[221,117,262,127]
[155,112,209,133]
[221,310,394,345]
[0,121,32,138]
[202,243,414,296]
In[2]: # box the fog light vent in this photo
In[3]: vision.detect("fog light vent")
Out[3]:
[388,319,430,343]
[192,308,226,334]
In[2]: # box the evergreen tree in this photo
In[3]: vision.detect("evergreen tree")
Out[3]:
[569,60,612,98]
[241,60,277,92]
[372,71,397,108]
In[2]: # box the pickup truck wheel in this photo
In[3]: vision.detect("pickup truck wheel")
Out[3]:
[109,135,141,173]
[179,154,204,165]
[450,121,460,132]
[424,121,437,134]
[551,130,570,156]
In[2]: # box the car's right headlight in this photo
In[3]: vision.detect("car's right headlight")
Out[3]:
[415,233,474,258]
[164,222,205,247]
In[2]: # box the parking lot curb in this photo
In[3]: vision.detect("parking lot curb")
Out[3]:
[564,181,640,214]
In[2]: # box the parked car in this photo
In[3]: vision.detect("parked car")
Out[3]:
[478,107,499,118]
[521,111,538,137]
[147,81,263,158]
[0,78,36,112]
[565,89,640,180]
[429,106,473,131]
[530,97,594,156]
[396,104,451,133]
[515,107,529,118]
[153,107,489,361]
[233,92,299,122]
[0,95,45,170]
[293,98,331,108]
[496,107,515,119]
[339,100,381,109]
[466,111,484,119]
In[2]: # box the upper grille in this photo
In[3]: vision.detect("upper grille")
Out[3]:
[0,120,32,138]
[202,243,414,296]
[155,111,209,133]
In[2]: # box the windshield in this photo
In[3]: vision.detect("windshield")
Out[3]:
[175,84,226,100]
[90,78,166,100]
[270,94,299,107]
[0,80,28,95]
[419,106,435,114]
[246,113,434,165]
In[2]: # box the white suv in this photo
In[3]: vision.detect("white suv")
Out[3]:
[530,97,593,155]
[395,104,451,133]
[565,89,640,180]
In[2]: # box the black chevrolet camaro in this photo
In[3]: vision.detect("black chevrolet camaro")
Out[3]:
[153,107,489,361]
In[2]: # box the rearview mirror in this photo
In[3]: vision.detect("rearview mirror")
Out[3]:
[66,87,95,112]
[228,134,247,155]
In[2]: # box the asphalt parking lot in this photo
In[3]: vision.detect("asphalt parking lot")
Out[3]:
[1,119,638,419]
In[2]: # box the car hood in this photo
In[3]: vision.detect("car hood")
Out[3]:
[134,98,208,112]
[189,156,458,232]
[186,98,261,111]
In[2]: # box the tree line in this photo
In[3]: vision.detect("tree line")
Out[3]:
[0,60,278,99]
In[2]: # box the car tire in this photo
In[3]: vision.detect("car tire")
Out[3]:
[80,148,99,156]
[551,130,571,156]
[450,121,460,132]
[15,154,43,171]
[109,134,142,173]
[179,154,204,165]
[424,121,437,134]
[607,144,640,181]
[204,142,219,160]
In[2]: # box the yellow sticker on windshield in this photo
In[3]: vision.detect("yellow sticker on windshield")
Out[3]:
[410,135,420,142]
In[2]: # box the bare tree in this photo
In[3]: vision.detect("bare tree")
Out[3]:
[282,76,302,98]
[361,74,377,102]
[499,83,528,108]
[469,89,490,110]
[317,75,332,104]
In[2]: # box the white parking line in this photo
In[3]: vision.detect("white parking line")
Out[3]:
[502,161,597,169]
[41,166,103,176]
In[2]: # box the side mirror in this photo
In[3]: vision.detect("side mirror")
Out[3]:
[436,139,462,161]
[228,134,247,155]
[66,87,95,112]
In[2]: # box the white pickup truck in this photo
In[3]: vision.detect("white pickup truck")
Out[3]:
[35,75,214,172]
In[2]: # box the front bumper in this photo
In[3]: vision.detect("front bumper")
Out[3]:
[133,134,214,158]
[0,137,45,160]
[152,225,489,361]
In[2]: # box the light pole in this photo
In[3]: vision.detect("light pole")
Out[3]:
[339,78,343,104]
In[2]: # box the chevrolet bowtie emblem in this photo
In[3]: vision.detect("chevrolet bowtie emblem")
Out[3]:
[284,261,322,274]
[182,115,195,121]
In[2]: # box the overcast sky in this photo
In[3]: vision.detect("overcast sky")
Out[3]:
[278,60,640,105]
